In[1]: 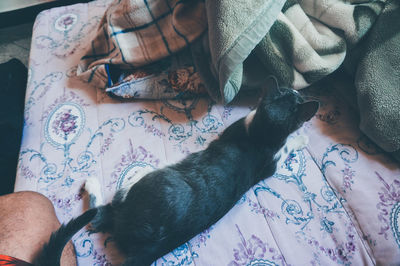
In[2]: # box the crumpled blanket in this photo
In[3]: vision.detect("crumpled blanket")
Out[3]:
[77,0,207,90]
[337,0,400,162]
[196,0,384,102]
[76,0,384,103]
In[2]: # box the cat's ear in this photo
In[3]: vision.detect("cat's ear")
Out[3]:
[262,75,281,99]
[297,101,319,122]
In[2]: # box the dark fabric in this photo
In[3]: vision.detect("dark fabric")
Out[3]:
[341,0,400,162]
[0,255,32,266]
[0,59,27,195]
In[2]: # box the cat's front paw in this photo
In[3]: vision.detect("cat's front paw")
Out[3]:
[293,135,309,150]
[84,177,104,207]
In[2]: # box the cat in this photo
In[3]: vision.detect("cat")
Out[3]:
[34,77,319,266]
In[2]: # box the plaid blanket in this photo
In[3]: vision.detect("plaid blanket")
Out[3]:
[77,0,206,90]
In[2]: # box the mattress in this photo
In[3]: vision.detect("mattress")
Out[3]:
[16,1,400,265]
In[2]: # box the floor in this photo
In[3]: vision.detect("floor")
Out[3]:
[0,23,33,66]
[0,0,56,13]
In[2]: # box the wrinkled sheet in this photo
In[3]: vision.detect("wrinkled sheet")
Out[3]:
[16,2,400,265]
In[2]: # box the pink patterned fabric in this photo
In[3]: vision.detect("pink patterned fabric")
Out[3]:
[16,1,400,265]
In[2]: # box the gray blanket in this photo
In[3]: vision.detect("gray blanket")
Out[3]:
[343,0,400,161]
[191,0,286,102]
[193,0,384,103]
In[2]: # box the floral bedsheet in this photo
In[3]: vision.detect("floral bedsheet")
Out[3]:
[15,1,400,265]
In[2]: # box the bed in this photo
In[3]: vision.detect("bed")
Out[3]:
[15,1,400,265]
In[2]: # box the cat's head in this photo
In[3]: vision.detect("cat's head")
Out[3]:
[248,77,319,146]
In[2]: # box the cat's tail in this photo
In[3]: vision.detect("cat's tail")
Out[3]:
[34,208,98,266]
[34,178,113,266]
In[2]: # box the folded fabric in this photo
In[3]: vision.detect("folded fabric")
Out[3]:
[338,0,400,161]
[191,0,286,102]
[77,0,207,89]
[354,0,400,155]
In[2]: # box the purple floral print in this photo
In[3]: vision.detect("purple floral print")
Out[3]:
[100,135,114,155]
[229,225,283,266]
[144,123,165,137]
[341,165,355,193]
[191,228,212,248]
[40,92,89,122]
[222,106,233,120]
[52,109,78,140]
[92,250,112,266]
[48,192,82,215]
[298,223,357,265]
[247,197,280,220]
[376,171,400,239]
[19,164,36,180]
